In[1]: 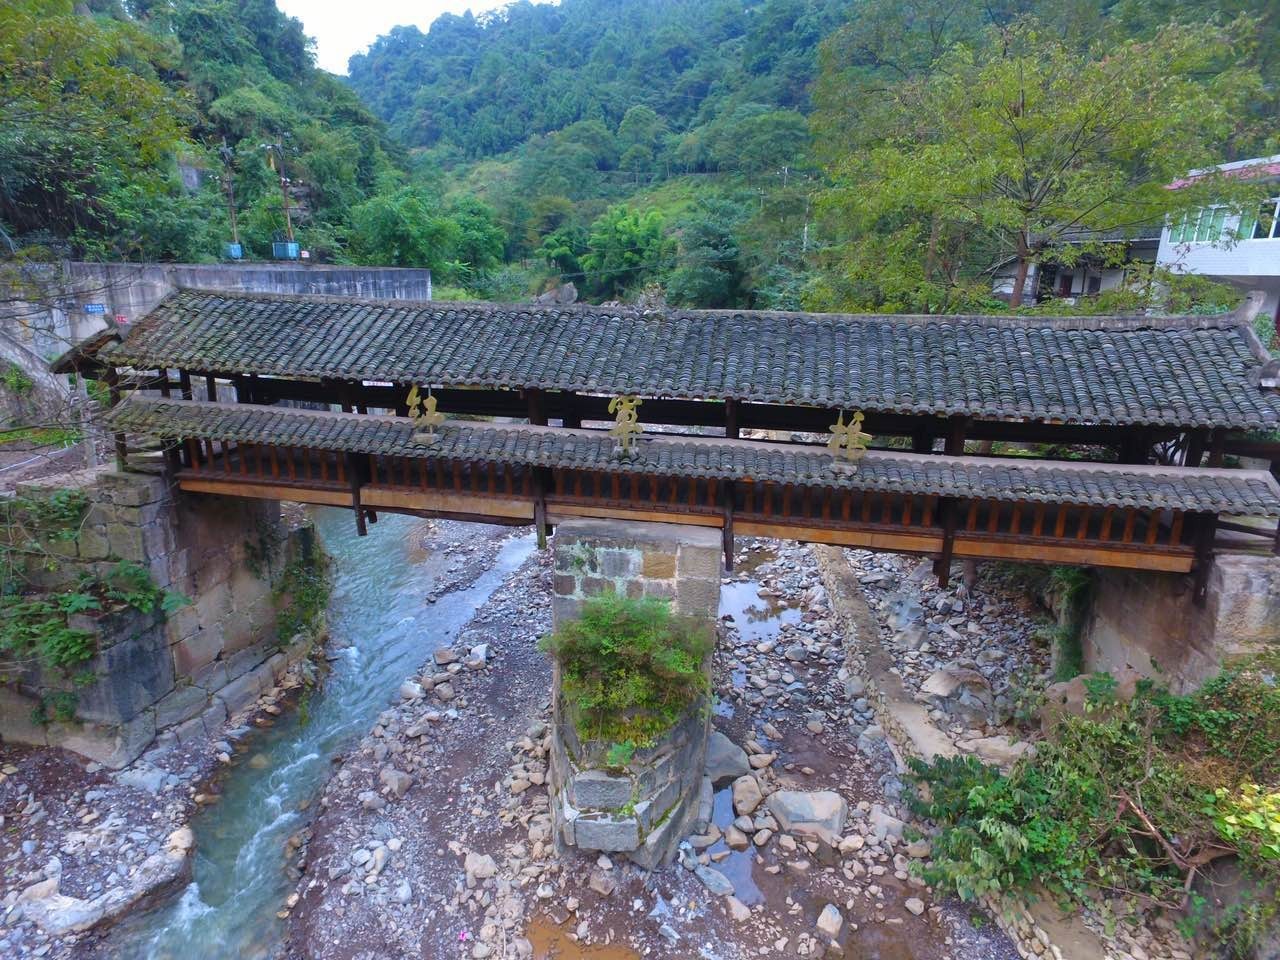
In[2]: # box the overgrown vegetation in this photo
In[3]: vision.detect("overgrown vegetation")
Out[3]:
[272,531,331,644]
[908,668,1280,954]
[539,594,713,749]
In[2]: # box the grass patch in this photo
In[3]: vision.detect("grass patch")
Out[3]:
[0,426,82,447]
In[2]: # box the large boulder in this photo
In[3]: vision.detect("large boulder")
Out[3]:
[919,662,993,726]
[705,731,749,786]
[732,775,763,816]
[766,790,848,842]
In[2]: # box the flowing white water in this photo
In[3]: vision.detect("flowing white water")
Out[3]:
[111,509,535,959]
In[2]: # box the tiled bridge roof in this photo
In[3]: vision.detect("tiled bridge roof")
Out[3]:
[106,398,1280,516]
[99,290,1280,431]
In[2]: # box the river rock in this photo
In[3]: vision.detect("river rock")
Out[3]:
[767,791,848,842]
[434,682,456,702]
[919,663,993,725]
[694,865,735,897]
[905,897,925,916]
[868,804,905,841]
[434,648,459,666]
[816,903,844,938]
[399,681,424,701]
[465,852,498,882]
[706,731,749,785]
[726,895,752,922]
[379,767,414,799]
[732,775,763,816]
[464,644,489,669]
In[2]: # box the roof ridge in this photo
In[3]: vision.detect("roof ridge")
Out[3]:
[162,286,1250,333]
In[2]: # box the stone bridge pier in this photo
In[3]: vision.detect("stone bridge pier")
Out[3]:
[548,519,722,868]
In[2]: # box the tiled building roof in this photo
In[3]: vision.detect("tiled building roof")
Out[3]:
[98,290,1280,431]
[106,398,1280,516]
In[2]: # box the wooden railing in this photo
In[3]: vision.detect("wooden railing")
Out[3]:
[168,439,1203,576]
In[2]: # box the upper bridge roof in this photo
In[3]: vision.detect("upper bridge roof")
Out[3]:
[101,289,1280,431]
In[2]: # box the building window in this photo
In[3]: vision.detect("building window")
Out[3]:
[1239,199,1280,239]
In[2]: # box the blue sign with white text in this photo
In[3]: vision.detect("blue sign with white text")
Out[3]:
[83,304,106,314]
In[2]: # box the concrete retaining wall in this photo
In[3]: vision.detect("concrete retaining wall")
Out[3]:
[1083,554,1280,691]
[548,519,721,868]
[5,261,433,363]
[2,462,325,766]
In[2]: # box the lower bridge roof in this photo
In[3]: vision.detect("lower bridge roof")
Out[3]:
[106,398,1280,517]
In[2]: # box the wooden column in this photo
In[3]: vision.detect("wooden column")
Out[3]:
[911,428,933,454]
[1207,429,1225,467]
[178,369,193,401]
[725,398,740,440]
[157,370,170,398]
[1192,512,1217,605]
[721,479,735,571]
[1184,429,1207,468]
[562,391,582,429]
[932,497,958,587]
[346,451,367,536]
[527,388,547,426]
[533,467,551,548]
[944,417,970,456]
[103,367,128,468]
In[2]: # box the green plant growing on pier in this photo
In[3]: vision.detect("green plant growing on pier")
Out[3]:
[540,594,713,748]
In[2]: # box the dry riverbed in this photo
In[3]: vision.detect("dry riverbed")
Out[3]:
[285,534,1018,960]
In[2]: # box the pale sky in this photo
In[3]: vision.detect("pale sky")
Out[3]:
[277,1,515,74]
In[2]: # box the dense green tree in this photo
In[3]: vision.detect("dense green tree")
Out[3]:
[0,0,193,252]
[580,206,670,301]
[348,187,460,271]
[445,195,506,276]
[666,199,748,308]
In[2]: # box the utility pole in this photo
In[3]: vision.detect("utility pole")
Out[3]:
[219,139,239,246]
[261,142,295,243]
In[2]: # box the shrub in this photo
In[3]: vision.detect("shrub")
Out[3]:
[909,669,1280,913]
[539,594,713,746]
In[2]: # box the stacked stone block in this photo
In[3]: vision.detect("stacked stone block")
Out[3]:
[548,519,721,868]
[550,517,722,626]
[4,460,320,766]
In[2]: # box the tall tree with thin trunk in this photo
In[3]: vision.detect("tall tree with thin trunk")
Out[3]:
[810,16,1262,312]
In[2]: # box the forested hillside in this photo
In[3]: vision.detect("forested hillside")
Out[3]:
[1,0,507,276]
[349,0,849,165]
[345,0,1276,313]
[3,0,1277,316]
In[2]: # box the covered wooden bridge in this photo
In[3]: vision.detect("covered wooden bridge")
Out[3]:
[60,290,1280,593]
